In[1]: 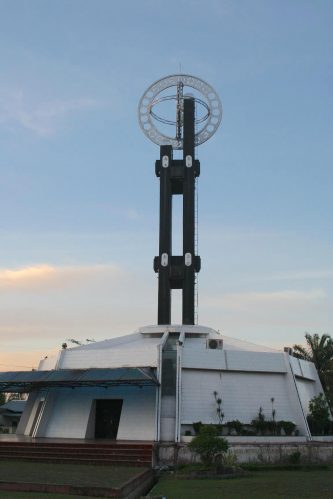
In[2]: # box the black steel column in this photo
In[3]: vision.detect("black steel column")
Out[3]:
[157,145,173,324]
[154,97,199,325]
[182,98,196,325]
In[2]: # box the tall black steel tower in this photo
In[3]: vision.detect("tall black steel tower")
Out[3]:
[138,75,222,325]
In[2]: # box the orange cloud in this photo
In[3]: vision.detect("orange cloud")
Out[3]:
[0,265,55,284]
[0,263,122,290]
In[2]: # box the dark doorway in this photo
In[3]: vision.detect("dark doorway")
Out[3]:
[95,399,123,439]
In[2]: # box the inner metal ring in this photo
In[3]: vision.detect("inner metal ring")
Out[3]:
[138,74,222,149]
[150,95,210,126]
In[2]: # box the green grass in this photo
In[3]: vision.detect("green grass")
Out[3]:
[0,460,141,488]
[151,466,333,499]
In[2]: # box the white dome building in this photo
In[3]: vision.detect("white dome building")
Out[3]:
[10,324,322,442]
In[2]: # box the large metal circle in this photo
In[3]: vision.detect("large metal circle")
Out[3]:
[138,74,222,149]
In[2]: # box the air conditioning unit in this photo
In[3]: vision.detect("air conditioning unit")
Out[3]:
[207,339,223,350]
[284,347,293,356]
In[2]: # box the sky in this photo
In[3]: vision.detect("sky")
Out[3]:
[0,0,332,371]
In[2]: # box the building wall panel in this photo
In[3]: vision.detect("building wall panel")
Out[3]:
[298,359,316,380]
[181,370,301,428]
[59,347,158,369]
[225,351,286,373]
[38,355,59,371]
[37,386,156,440]
[290,356,302,376]
[182,348,226,370]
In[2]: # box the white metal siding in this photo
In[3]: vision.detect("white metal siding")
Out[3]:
[59,347,158,369]
[38,355,58,371]
[37,386,156,440]
[16,392,39,435]
[298,359,316,380]
[225,351,286,373]
[182,348,226,370]
[117,386,156,440]
[181,370,300,426]
[290,356,302,376]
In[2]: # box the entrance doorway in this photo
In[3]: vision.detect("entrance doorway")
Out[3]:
[95,399,123,439]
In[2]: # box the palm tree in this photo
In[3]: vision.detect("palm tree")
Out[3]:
[293,333,333,405]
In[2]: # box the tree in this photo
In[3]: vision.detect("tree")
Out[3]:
[293,333,333,406]
[307,393,332,435]
[0,393,6,406]
[188,425,229,466]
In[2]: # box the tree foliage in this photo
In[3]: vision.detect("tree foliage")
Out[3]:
[293,333,333,406]
[0,393,6,406]
[188,425,229,466]
[307,393,332,435]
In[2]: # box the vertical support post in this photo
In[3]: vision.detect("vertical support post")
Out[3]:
[158,145,173,324]
[182,98,195,325]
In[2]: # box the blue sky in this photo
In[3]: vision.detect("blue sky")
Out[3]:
[0,0,332,369]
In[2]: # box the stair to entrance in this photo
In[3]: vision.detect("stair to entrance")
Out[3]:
[0,441,153,467]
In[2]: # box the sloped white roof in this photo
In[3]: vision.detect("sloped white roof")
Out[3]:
[71,332,160,351]
[38,324,280,371]
[218,333,278,352]
[58,331,161,370]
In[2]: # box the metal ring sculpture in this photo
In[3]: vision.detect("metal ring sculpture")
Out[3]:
[138,74,222,149]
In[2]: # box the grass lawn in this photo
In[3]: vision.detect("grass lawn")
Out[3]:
[151,467,333,499]
[0,460,141,488]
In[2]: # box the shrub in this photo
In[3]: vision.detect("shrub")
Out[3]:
[226,420,243,435]
[220,449,238,467]
[188,425,229,466]
[241,427,256,436]
[192,421,203,435]
[251,407,266,434]
[214,424,224,436]
[307,393,331,435]
[279,420,296,436]
[266,420,278,435]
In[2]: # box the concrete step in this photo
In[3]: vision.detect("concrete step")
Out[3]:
[0,455,150,466]
[0,442,153,450]
[0,446,151,455]
[0,441,153,466]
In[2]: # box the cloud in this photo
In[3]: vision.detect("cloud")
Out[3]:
[0,265,55,283]
[0,263,152,370]
[0,263,122,290]
[0,88,103,136]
